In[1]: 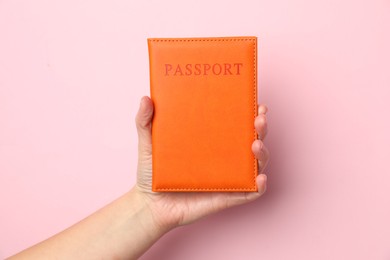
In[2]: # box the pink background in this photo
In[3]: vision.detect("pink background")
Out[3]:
[1,0,389,259]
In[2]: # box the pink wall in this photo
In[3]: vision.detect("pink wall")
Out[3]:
[1,0,389,259]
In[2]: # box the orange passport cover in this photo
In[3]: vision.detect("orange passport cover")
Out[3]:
[148,36,258,192]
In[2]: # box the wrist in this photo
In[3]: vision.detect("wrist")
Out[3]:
[126,187,176,236]
[131,186,181,232]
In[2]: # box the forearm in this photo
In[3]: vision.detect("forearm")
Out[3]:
[8,188,171,260]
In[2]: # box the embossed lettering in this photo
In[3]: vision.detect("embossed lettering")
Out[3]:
[234,63,243,75]
[165,64,172,76]
[164,63,243,76]
[194,64,201,75]
[224,63,232,75]
[212,64,222,75]
[174,64,183,76]
[203,64,211,75]
[185,64,192,75]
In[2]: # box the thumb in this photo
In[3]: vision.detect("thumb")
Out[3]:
[135,96,154,156]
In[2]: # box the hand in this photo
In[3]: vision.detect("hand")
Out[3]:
[6,95,269,260]
[134,96,270,231]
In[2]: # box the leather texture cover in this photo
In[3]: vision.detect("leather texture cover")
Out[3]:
[148,36,258,192]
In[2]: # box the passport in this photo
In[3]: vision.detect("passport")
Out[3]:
[147,36,258,192]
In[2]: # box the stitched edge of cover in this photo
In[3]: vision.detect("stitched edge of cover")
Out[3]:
[150,37,257,192]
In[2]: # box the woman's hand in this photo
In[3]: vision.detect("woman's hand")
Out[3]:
[7,95,269,260]
[134,96,270,231]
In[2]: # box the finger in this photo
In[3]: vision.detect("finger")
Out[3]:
[255,114,268,140]
[179,173,267,222]
[257,145,269,174]
[248,174,267,199]
[135,96,154,155]
[251,140,270,174]
[258,104,268,115]
[225,174,267,206]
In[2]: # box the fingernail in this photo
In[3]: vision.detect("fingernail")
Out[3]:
[258,105,268,115]
[260,174,267,193]
[260,114,266,124]
[264,105,268,114]
[258,140,263,150]
[140,97,145,107]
